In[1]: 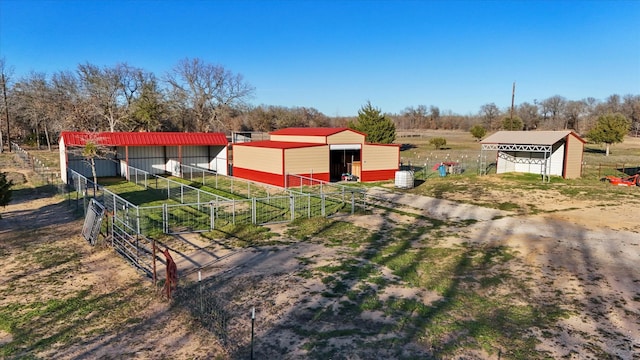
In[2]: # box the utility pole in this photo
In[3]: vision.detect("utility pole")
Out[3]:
[510,81,516,130]
[1,73,10,152]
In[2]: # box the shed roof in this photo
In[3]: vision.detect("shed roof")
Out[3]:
[269,127,366,137]
[233,140,327,150]
[481,131,584,145]
[60,132,228,147]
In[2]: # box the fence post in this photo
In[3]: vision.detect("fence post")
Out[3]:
[163,203,168,234]
[214,202,218,230]
[290,194,295,221]
[307,194,311,218]
[113,193,117,218]
[136,206,141,234]
[321,193,325,217]
[351,191,355,215]
[252,198,257,224]
[199,271,203,313]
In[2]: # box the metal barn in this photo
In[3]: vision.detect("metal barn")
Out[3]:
[59,132,229,183]
[232,127,400,187]
[480,130,585,181]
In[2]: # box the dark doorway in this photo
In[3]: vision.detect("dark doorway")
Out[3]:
[330,149,361,181]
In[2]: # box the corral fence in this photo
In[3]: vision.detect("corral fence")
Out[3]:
[66,170,157,277]
[10,142,62,185]
[174,271,265,356]
[179,163,290,199]
[68,165,368,238]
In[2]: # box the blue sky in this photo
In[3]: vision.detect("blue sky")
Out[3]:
[1,0,639,116]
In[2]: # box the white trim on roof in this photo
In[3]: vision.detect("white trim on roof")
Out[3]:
[329,144,361,150]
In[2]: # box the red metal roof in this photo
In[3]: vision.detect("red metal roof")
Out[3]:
[269,127,366,137]
[232,140,327,150]
[60,132,228,147]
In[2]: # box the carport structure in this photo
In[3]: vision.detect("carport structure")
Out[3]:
[480,130,585,182]
[59,131,229,184]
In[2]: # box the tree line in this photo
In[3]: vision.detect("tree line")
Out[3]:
[0,57,638,151]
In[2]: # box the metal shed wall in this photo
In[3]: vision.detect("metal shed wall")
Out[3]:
[564,134,584,179]
[67,153,119,179]
[232,145,285,187]
[361,144,400,181]
[284,145,329,181]
[326,131,366,144]
[269,134,326,144]
[59,139,68,183]
[118,146,166,175]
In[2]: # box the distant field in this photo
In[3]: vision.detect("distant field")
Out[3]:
[396,130,640,180]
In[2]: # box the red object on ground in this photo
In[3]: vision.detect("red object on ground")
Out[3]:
[603,174,640,187]
[432,161,459,171]
[163,248,178,299]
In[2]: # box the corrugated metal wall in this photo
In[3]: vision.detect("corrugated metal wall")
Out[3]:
[233,146,282,174]
[269,134,326,143]
[284,146,329,174]
[121,146,166,174]
[564,135,584,179]
[67,153,119,179]
[62,143,229,181]
[326,131,365,144]
[362,144,399,171]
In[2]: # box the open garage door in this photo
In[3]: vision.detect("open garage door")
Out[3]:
[329,144,361,181]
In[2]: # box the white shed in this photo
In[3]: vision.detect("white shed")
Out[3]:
[480,131,585,181]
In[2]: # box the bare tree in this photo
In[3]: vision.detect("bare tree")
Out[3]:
[77,62,146,132]
[51,70,97,131]
[77,63,121,132]
[540,95,566,129]
[517,102,539,130]
[621,94,640,136]
[430,105,441,129]
[11,72,60,150]
[0,58,13,152]
[605,94,621,113]
[480,103,501,130]
[165,58,254,132]
[563,100,587,132]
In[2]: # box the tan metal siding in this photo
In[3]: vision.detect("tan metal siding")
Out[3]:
[326,130,365,144]
[362,144,399,171]
[284,146,329,174]
[269,135,326,143]
[233,146,282,174]
[564,135,583,179]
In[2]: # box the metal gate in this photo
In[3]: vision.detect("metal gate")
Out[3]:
[111,215,155,277]
[82,199,106,246]
[162,203,213,234]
